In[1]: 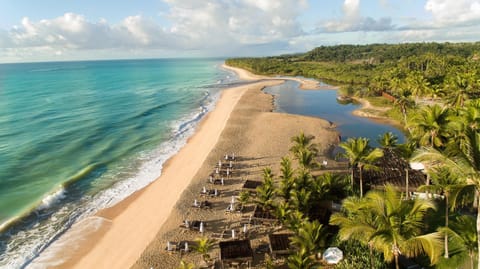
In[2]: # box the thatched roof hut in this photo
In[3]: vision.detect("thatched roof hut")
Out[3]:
[354,148,426,192]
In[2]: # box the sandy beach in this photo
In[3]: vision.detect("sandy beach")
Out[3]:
[37,64,339,269]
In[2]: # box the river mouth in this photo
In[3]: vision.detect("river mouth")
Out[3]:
[263,80,405,146]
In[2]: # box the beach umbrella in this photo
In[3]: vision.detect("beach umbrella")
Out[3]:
[194,199,198,207]
[209,176,213,183]
[323,247,343,264]
[199,222,204,233]
[221,178,224,185]
[229,161,233,168]
[214,189,218,196]
[218,160,222,168]
[185,220,190,228]
[232,152,235,160]
[202,186,207,193]
[184,242,189,252]
[243,224,247,234]
[167,241,172,251]
[226,168,230,176]
[231,196,235,204]
[215,167,219,174]
[225,154,229,160]
[231,229,236,239]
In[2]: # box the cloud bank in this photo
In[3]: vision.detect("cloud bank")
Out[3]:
[0,0,479,62]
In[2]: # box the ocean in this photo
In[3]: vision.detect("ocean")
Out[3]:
[0,58,238,268]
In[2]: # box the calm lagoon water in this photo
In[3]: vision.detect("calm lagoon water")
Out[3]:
[264,80,405,145]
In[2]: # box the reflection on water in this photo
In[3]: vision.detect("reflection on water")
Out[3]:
[264,80,405,146]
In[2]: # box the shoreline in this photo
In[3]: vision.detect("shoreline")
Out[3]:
[350,97,404,130]
[36,64,307,268]
[221,64,335,90]
[224,63,402,129]
[47,62,339,268]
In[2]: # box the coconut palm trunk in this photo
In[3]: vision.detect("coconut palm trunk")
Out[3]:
[359,165,364,198]
[444,192,449,258]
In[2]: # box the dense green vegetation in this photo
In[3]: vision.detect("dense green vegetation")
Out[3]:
[226,42,480,104]
[223,42,480,268]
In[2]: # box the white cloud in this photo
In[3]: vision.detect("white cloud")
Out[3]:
[425,0,480,26]
[321,0,395,32]
[0,0,309,61]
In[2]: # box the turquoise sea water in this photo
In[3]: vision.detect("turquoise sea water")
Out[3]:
[0,59,238,268]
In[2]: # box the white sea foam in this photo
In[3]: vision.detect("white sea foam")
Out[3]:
[21,89,221,269]
[37,188,66,210]
[1,61,230,269]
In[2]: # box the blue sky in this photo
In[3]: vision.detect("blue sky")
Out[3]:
[0,0,479,63]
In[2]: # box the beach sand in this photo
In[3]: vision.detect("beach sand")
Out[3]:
[40,65,339,269]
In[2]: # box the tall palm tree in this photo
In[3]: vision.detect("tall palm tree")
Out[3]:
[446,70,478,108]
[407,104,451,149]
[394,89,415,126]
[330,195,377,269]
[448,215,478,269]
[412,125,480,268]
[330,184,442,269]
[406,71,431,105]
[377,132,398,149]
[418,167,469,258]
[339,137,384,197]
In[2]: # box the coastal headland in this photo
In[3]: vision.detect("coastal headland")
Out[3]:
[37,64,339,269]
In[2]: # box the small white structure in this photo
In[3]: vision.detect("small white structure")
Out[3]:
[199,222,204,233]
[323,247,343,264]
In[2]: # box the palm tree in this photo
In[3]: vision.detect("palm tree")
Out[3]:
[446,70,478,108]
[330,195,377,269]
[339,137,384,197]
[278,157,295,202]
[377,132,398,149]
[290,220,328,255]
[293,168,313,191]
[296,149,318,169]
[255,168,276,210]
[406,71,431,105]
[290,132,318,157]
[407,104,451,149]
[418,167,469,258]
[290,188,312,215]
[448,215,478,269]
[238,190,251,211]
[312,172,350,202]
[193,237,214,263]
[330,184,442,269]
[393,89,415,126]
[287,247,316,269]
[177,260,195,269]
[412,125,480,268]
